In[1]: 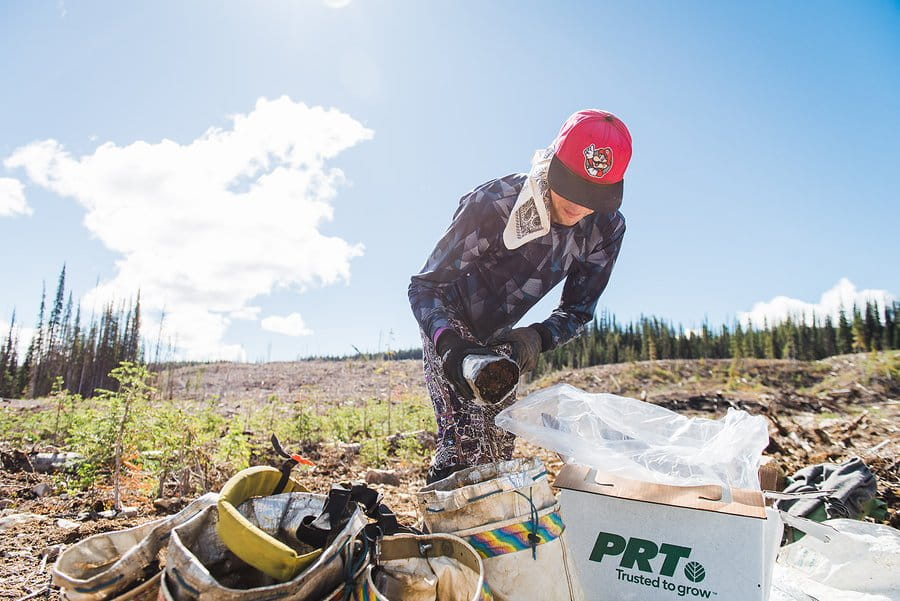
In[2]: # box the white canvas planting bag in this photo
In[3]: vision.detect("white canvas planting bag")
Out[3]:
[159,493,367,601]
[416,458,584,601]
[51,494,217,601]
[352,533,493,601]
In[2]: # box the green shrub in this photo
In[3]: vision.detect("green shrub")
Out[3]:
[1,364,440,497]
[216,419,251,472]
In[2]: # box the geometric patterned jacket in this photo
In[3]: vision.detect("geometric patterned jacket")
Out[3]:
[408,173,625,349]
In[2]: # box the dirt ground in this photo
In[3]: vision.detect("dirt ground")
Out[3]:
[154,359,428,409]
[1,353,897,599]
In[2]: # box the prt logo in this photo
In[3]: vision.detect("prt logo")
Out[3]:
[589,531,702,579]
[684,561,706,583]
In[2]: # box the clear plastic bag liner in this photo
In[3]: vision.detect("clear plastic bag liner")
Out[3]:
[776,518,900,598]
[494,383,769,489]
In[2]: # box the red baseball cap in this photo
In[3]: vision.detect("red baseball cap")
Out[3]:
[547,109,632,212]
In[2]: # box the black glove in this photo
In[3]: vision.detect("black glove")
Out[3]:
[492,325,548,373]
[435,330,497,400]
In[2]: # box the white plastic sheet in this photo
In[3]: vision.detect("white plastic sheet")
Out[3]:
[773,518,900,600]
[770,564,895,601]
[494,383,769,489]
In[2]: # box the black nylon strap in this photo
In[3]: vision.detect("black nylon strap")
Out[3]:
[272,458,298,496]
[296,483,420,549]
[296,485,354,548]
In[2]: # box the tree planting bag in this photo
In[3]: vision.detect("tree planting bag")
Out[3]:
[352,533,493,601]
[160,492,367,601]
[416,458,584,601]
[51,493,217,601]
[215,465,315,581]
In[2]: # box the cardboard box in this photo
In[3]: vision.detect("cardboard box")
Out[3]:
[555,464,783,601]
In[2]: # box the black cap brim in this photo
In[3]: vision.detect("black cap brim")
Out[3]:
[548,154,623,213]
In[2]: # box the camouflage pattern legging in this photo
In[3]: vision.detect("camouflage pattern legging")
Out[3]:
[420,316,517,479]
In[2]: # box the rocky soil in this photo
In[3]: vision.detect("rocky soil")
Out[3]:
[1,352,897,599]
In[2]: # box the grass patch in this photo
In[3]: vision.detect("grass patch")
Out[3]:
[0,362,437,498]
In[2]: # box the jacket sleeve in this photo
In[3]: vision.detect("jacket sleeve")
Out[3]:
[408,190,503,344]
[538,218,625,350]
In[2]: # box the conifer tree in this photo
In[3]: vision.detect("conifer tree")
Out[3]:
[883,303,896,351]
[741,319,755,357]
[17,340,32,397]
[731,322,744,358]
[47,265,66,362]
[894,302,900,348]
[700,322,711,358]
[822,315,837,358]
[851,306,867,353]
[865,301,882,351]
[0,311,17,397]
[28,284,47,397]
[762,319,777,359]
[781,318,797,359]
[837,309,853,355]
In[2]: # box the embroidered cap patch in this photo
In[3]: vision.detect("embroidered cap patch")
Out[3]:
[583,144,613,179]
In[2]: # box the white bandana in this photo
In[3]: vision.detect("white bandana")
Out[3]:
[503,147,554,250]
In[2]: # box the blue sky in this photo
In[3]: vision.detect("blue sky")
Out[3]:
[1,1,898,361]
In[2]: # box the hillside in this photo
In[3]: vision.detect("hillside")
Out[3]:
[0,352,897,599]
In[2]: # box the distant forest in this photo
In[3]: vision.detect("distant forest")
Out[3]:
[1,266,898,398]
[534,302,899,378]
[0,266,142,399]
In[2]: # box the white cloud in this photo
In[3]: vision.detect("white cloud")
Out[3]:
[229,306,261,321]
[0,317,34,359]
[323,0,352,7]
[5,96,372,360]
[738,278,895,327]
[261,312,313,337]
[0,177,32,217]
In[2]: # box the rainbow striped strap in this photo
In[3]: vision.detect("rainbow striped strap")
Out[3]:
[463,510,565,558]
[354,577,378,601]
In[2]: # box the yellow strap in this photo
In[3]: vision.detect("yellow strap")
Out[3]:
[216,465,321,581]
